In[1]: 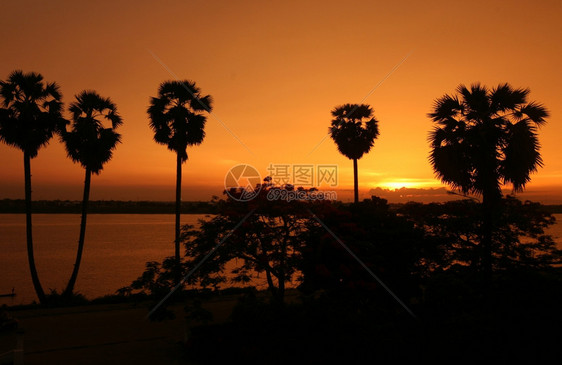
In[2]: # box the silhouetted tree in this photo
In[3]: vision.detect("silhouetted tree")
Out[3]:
[62,90,122,295]
[148,80,213,278]
[400,197,560,272]
[0,70,64,304]
[428,83,548,273]
[329,104,379,203]
[182,182,318,304]
[300,197,425,304]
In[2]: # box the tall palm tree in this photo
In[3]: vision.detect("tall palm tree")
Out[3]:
[148,80,213,274]
[62,90,122,295]
[0,70,64,304]
[329,103,380,203]
[428,83,548,272]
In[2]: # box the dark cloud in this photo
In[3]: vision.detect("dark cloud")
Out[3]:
[369,187,458,203]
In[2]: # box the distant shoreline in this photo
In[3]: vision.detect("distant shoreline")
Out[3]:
[0,199,218,214]
[1,199,561,214]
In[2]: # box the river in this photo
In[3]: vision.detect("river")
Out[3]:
[0,214,212,305]
[1,213,560,305]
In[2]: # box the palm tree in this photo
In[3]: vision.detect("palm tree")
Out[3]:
[62,90,122,296]
[148,80,213,275]
[0,70,64,304]
[428,83,548,272]
[329,104,380,203]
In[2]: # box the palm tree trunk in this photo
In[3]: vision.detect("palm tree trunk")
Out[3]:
[24,152,46,304]
[64,168,91,295]
[175,153,182,283]
[353,158,359,203]
[481,187,501,276]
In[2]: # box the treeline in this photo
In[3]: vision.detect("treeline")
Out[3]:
[540,204,562,214]
[0,199,218,214]
[1,198,560,214]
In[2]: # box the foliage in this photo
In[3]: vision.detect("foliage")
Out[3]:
[117,257,180,298]
[428,83,548,199]
[62,90,122,174]
[399,196,561,271]
[147,80,212,161]
[0,70,64,157]
[182,182,321,303]
[43,289,89,307]
[299,197,426,303]
[329,103,380,160]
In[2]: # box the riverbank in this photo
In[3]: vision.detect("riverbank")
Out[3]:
[1,293,242,365]
[2,272,561,365]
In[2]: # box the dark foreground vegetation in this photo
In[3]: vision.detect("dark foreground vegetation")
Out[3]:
[115,182,562,364]
[182,272,562,364]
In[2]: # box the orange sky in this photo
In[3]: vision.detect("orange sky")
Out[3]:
[1,0,561,203]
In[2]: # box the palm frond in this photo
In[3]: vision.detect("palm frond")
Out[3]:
[500,121,542,192]
[517,102,549,127]
[490,83,528,112]
[428,95,463,124]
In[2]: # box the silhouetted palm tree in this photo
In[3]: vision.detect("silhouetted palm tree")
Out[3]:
[148,80,213,273]
[0,70,64,304]
[62,90,122,295]
[428,83,548,272]
[329,104,380,203]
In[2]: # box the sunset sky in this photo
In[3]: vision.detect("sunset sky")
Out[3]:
[1,0,561,203]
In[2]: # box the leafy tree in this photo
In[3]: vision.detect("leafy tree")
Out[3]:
[117,257,178,298]
[329,104,379,203]
[148,80,213,276]
[300,197,425,304]
[428,83,548,272]
[182,182,320,304]
[61,91,122,295]
[0,70,64,304]
[400,197,561,271]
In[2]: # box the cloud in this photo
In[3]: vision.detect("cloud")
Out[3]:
[369,187,462,203]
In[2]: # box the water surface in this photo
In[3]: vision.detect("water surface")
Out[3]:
[1,213,560,305]
[0,214,211,305]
